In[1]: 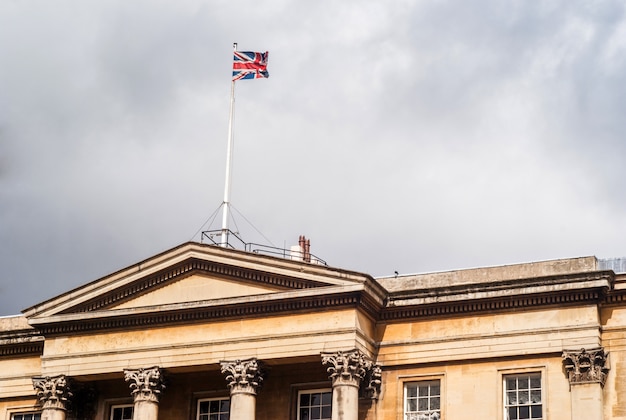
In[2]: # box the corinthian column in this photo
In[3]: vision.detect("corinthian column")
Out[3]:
[321,349,377,420]
[32,375,72,420]
[562,348,609,420]
[220,358,264,420]
[124,366,165,420]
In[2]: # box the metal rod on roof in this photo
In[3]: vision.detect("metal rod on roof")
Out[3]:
[220,42,238,247]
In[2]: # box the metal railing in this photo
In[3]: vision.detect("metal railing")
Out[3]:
[200,229,328,266]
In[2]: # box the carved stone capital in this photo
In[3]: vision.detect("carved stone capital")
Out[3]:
[562,348,610,387]
[361,363,383,400]
[32,375,72,410]
[124,366,165,403]
[220,358,264,395]
[321,349,373,388]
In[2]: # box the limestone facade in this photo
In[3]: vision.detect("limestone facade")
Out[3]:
[1,242,625,420]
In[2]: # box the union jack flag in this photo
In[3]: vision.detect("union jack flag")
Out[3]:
[232,51,269,81]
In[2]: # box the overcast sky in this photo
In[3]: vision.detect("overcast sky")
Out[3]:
[1,0,625,315]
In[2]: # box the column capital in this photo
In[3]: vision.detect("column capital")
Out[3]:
[361,363,383,400]
[32,375,72,411]
[321,349,373,388]
[220,358,264,396]
[124,366,165,403]
[562,348,610,387]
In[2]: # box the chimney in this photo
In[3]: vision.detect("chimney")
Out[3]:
[291,235,312,263]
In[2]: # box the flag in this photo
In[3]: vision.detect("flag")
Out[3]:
[232,51,269,81]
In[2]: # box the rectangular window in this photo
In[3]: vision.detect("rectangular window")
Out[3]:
[197,397,230,420]
[110,404,134,420]
[404,380,441,420]
[504,373,542,420]
[12,414,41,420]
[297,389,332,420]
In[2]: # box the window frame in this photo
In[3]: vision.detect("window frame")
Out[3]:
[295,387,333,420]
[397,373,445,420]
[109,403,134,420]
[6,405,42,420]
[498,365,547,420]
[404,379,441,420]
[502,372,543,420]
[10,413,41,420]
[196,396,231,420]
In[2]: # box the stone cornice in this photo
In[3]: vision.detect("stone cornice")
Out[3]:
[0,329,44,358]
[29,286,369,336]
[386,271,611,303]
[383,288,607,321]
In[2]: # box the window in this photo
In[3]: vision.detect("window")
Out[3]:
[110,404,133,420]
[197,397,230,420]
[12,414,41,420]
[297,389,332,420]
[404,380,441,420]
[504,373,542,420]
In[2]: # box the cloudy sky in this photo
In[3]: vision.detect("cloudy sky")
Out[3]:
[1,0,625,315]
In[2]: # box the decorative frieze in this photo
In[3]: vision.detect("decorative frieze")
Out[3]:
[220,358,264,395]
[124,366,165,403]
[562,348,610,387]
[32,375,72,410]
[321,349,373,387]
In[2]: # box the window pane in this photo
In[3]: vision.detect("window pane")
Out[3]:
[508,407,518,420]
[321,392,331,405]
[531,405,542,418]
[530,390,541,403]
[519,406,530,419]
[220,400,230,412]
[530,377,541,388]
[518,377,529,389]
[506,378,517,390]
[519,390,529,404]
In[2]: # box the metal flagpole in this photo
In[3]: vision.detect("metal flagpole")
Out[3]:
[220,42,237,247]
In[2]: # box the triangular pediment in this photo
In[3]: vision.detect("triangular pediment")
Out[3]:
[109,273,284,310]
[23,242,382,324]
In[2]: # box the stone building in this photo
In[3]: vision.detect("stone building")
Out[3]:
[1,241,625,420]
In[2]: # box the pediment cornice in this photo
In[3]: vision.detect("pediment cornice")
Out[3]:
[28,284,381,336]
[23,242,378,319]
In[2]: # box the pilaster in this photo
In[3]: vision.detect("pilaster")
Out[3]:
[562,348,609,420]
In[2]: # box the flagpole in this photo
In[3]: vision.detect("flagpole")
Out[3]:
[220,42,237,247]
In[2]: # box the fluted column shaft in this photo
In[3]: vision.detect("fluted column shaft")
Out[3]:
[32,375,72,420]
[124,366,165,420]
[220,358,264,420]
